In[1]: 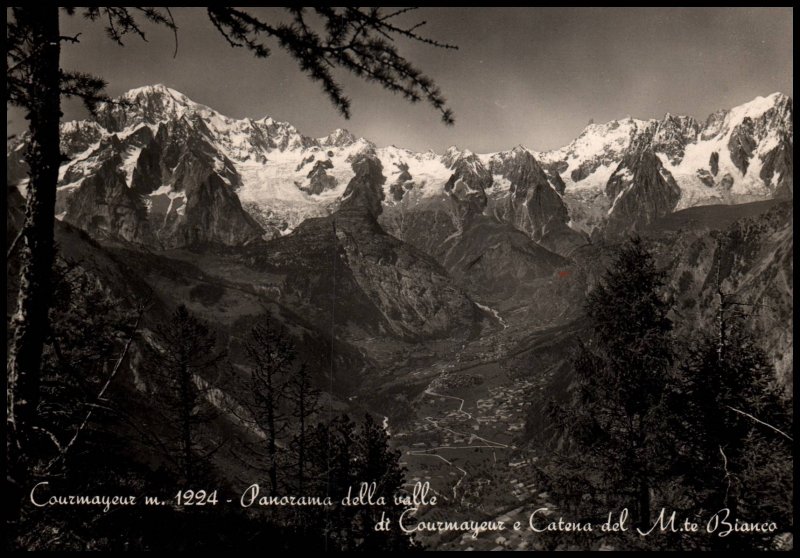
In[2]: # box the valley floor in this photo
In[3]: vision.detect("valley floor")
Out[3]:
[354,318,569,550]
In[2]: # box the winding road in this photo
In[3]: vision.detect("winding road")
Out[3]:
[406,388,512,500]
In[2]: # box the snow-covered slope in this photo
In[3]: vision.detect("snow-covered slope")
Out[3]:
[6,85,792,249]
[661,93,793,208]
[534,92,792,233]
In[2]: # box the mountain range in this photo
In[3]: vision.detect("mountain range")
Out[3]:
[6,85,793,255]
[5,72,794,553]
[6,85,793,384]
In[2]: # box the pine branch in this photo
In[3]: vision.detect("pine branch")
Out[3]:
[718,445,733,505]
[207,7,456,124]
[32,425,64,454]
[59,71,109,113]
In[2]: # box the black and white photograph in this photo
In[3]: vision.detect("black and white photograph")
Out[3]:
[6,6,794,552]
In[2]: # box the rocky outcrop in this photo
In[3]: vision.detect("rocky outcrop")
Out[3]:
[388,162,414,202]
[320,128,358,148]
[605,145,681,236]
[709,151,719,176]
[379,197,466,263]
[339,154,385,218]
[545,169,566,195]
[253,154,481,340]
[651,114,700,164]
[718,173,734,191]
[59,111,263,248]
[486,147,583,253]
[489,146,549,189]
[550,118,644,184]
[696,169,715,188]
[647,201,794,387]
[440,217,571,307]
[96,84,190,131]
[333,222,481,339]
[759,132,793,198]
[570,159,600,183]
[379,145,588,260]
[64,155,155,245]
[701,109,729,140]
[302,160,337,195]
[442,147,491,213]
[171,162,263,247]
[337,154,481,338]
[728,116,757,174]
[488,149,565,230]
[60,121,105,157]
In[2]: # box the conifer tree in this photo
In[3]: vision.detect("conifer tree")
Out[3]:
[551,237,676,528]
[239,320,296,494]
[674,307,792,550]
[143,305,225,484]
[304,414,415,551]
[285,363,320,493]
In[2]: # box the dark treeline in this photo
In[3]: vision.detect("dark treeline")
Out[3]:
[528,237,793,551]
[6,251,416,550]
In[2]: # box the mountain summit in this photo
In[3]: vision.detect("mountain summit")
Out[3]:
[6,85,792,249]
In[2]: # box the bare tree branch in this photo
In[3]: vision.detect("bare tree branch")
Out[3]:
[726,405,793,441]
[46,300,148,472]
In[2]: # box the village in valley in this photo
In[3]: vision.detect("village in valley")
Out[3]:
[380,330,570,551]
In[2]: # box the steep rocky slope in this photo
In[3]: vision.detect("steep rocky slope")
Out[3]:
[537,92,793,235]
[7,86,791,256]
[653,201,793,387]
[213,154,484,341]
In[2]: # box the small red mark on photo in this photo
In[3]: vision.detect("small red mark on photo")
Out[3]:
[558,271,571,278]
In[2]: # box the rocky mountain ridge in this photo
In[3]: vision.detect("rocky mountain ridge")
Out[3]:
[6,85,792,252]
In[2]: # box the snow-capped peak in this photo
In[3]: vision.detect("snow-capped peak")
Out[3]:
[443,145,476,158]
[121,83,189,102]
[95,84,219,132]
[117,83,203,117]
[319,128,358,148]
[22,84,791,244]
[734,92,790,117]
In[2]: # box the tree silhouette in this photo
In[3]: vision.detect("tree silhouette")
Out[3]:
[6,7,456,486]
[233,319,296,495]
[38,258,143,471]
[7,8,64,482]
[304,414,415,551]
[549,237,676,529]
[540,238,793,550]
[142,305,225,484]
[672,305,792,550]
[285,362,320,494]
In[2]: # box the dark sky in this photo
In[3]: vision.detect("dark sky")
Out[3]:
[7,7,793,153]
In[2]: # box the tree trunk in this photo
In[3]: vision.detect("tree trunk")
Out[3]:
[298,394,305,493]
[179,357,194,484]
[267,372,278,495]
[638,478,651,529]
[7,5,61,477]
